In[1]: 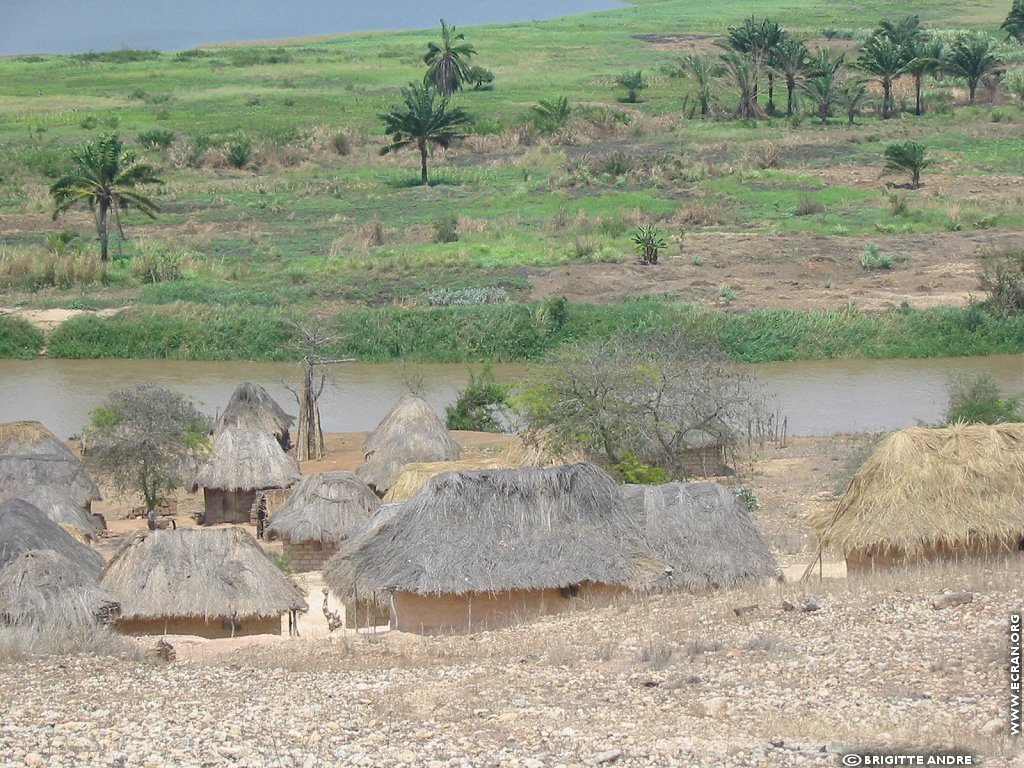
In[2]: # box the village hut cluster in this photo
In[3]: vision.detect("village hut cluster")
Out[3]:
[2,383,1021,645]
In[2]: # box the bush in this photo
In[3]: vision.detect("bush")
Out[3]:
[0,315,45,359]
[445,365,511,432]
[795,195,825,216]
[614,452,668,484]
[130,243,189,283]
[433,215,459,244]
[945,371,1022,424]
[331,132,351,156]
[859,244,892,270]
[226,137,253,169]
[978,248,1024,316]
[632,225,666,265]
[137,129,175,149]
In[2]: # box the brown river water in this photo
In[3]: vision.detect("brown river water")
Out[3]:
[0,355,1022,439]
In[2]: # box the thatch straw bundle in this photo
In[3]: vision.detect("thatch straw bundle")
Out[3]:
[0,550,119,627]
[621,482,780,590]
[382,458,513,503]
[498,429,584,468]
[0,486,104,540]
[265,472,380,545]
[215,382,294,441]
[101,528,308,621]
[810,423,1024,556]
[357,395,461,494]
[0,421,101,508]
[325,463,648,599]
[0,499,103,577]
[193,426,300,492]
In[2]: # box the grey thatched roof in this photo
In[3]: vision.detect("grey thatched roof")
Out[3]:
[193,426,300,492]
[0,421,101,508]
[216,382,294,438]
[621,482,780,590]
[325,463,648,598]
[0,485,104,540]
[100,528,308,621]
[265,472,380,545]
[0,499,103,578]
[0,549,119,627]
[357,395,461,494]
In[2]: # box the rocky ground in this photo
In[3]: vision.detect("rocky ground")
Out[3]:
[0,433,1019,767]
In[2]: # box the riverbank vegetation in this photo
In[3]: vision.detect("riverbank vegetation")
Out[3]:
[2,0,1024,361]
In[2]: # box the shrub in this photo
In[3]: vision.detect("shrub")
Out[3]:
[467,65,494,90]
[0,315,45,359]
[226,137,253,169]
[614,452,668,484]
[978,248,1024,316]
[433,215,459,244]
[945,371,1022,424]
[888,193,909,217]
[130,243,189,284]
[859,244,892,270]
[602,151,633,177]
[632,225,666,265]
[735,486,759,511]
[616,70,647,103]
[748,141,781,170]
[137,129,175,150]
[795,195,825,216]
[331,132,351,156]
[445,365,511,432]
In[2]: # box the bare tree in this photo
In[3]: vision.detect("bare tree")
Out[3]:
[83,385,210,528]
[517,331,764,477]
[285,319,352,462]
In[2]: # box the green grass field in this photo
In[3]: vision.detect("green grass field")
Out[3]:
[1,0,1022,360]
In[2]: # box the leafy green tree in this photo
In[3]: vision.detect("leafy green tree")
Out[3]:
[943,33,1002,104]
[616,70,647,103]
[379,83,471,185]
[50,133,161,262]
[445,366,511,432]
[680,54,718,118]
[945,371,1022,424]
[84,385,210,526]
[423,18,476,98]
[883,141,929,188]
[1001,0,1024,43]
[770,38,810,116]
[466,65,494,90]
[856,33,908,118]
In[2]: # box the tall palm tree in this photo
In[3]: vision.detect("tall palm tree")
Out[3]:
[725,16,784,110]
[423,19,476,98]
[903,37,944,115]
[379,83,471,185]
[770,38,810,116]
[837,79,870,126]
[1001,0,1024,44]
[856,34,909,118]
[681,53,718,118]
[944,33,1003,104]
[801,74,838,122]
[721,51,762,119]
[50,132,161,262]
[875,15,922,48]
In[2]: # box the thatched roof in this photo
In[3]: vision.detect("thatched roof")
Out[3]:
[215,382,294,438]
[100,528,308,621]
[0,499,103,578]
[498,429,584,468]
[810,423,1024,556]
[193,426,300,492]
[382,458,513,503]
[265,472,380,545]
[0,486,104,540]
[325,463,650,598]
[356,395,461,493]
[0,549,119,627]
[621,482,780,590]
[0,421,100,507]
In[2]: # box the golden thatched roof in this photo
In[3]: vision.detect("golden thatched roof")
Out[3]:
[498,429,584,468]
[193,426,300,492]
[810,423,1024,555]
[0,549,119,627]
[215,382,294,439]
[265,472,380,545]
[0,421,101,507]
[382,458,514,503]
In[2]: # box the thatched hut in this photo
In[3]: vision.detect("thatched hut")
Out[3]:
[0,549,119,627]
[810,423,1024,573]
[265,472,381,571]
[101,528,308,637]
[621,482,780,590]
[0,498,103,577]
[216,382,295,450]
[325,463,652,634]
[356,395,462,495]
[0,486,104,540]
[0,421,101,510]
[498,429,583,468]
[382,458,513,503]
[193,426,301,525]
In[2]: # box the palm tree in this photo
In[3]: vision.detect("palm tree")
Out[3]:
[721,51,762,118]
[883,141,929,188]
[1001,0,1024,43]
[379,83,471,185]
[725,16,784,110]
[943,33,1002,104]
[801,74,838,122]
[856,34,909,118]
[875,15,922,48]
[423,19,476,98]
[770,38,810,116]
[50,132,161,262]
[837,79,870,126]
[903,38,944,116]
[616,70,646,103]
[680,54,717,118]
